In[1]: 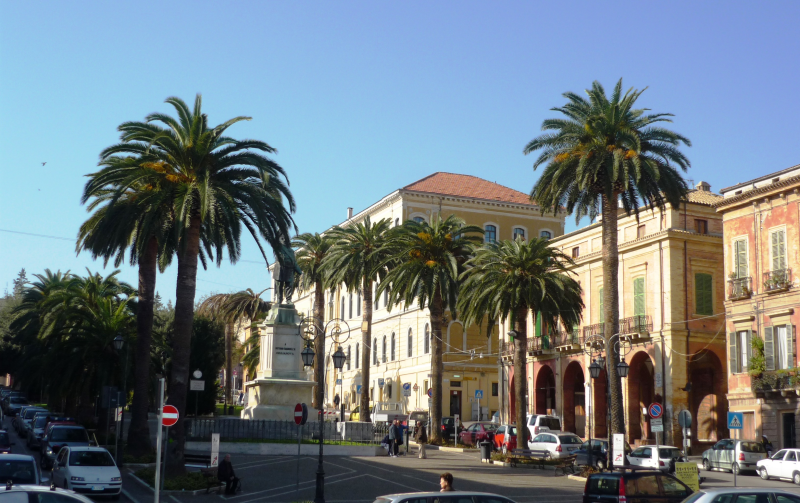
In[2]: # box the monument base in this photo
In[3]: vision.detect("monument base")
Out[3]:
[241,377,316,420]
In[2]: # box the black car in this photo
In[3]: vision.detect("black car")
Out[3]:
[440,416,464,440]
[575,438,632,470]
[0,430,14,454]
[583,470,694,503]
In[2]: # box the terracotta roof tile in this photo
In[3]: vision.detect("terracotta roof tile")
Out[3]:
[686,189,723,206]
[402,172,534,206]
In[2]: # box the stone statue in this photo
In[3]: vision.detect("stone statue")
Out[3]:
[273,237,302,305]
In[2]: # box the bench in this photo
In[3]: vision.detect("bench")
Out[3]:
[199,467,225,494]
[508,449,550,469]
[553,455,577,476]
[185,453,212,466]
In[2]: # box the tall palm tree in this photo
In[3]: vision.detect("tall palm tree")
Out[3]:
[292,232,333,410]
[101,95,295,473]
[525,78,690,437]
[458,238,584,436]
[323,217,393,422]
[379,215,482,443]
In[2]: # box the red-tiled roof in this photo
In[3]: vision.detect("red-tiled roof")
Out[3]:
[402,172,534,205]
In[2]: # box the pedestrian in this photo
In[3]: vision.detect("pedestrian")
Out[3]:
[762,435,774,457]
[217,454,240,494]
[439,472,454,492]
[414,422,428,459]
[388,420,399,457]
[237,391,244,406]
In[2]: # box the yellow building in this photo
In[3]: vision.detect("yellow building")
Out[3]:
[292,172,567,420]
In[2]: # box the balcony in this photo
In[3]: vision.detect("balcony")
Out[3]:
[554,329,582,354]
[529,335,555,356]
[751,372,799,396]
[728,277,752,300]
[583,323,604,340]
[619,315,652,344]
[763,269,792,294]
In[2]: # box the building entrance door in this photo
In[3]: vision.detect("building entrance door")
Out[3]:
[783,412,796,448]
[450,390,462,417]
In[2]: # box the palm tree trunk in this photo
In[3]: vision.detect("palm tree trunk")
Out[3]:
[312,281,325,410]
[360,278,373,422]
[601,194,624,438]
[429,290,444,444]
[514,307,529,443]
[225,323,233,406]
[166,214,201,476]
[126,236,157,457]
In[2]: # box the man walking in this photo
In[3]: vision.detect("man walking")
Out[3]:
[388,420,399,457]
[414,422,428,459]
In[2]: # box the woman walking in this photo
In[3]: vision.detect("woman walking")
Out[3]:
[415,422,428,459]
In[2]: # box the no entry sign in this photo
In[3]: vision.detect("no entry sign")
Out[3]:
[162,405,179,427]
[648,402,663,419]
[294,403,308,425]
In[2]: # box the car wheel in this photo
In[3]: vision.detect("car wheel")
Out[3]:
[732,462,740,475]
[702,459,710,471]
[596,459,606,471]
[759,467,770,480]
[793,471,800,486]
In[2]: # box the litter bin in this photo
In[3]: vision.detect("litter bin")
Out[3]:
[480,441,492,461]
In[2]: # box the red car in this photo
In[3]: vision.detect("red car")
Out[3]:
[458,421,499,446]
[492,424,519,454]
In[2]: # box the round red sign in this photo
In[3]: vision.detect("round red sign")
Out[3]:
[294,403,303,425]
[162,404,179,427]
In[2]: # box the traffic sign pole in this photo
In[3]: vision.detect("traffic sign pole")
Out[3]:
[154,378,165,503]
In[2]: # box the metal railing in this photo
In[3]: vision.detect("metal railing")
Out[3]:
[187,418,384,443]
[619,315,652,335]
[764,268,792,293]
[583,323,604,339]
[751,373,797,393]
[728,277,752,300]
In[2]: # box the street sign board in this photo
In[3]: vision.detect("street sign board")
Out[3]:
[116,407,123,422]
[402,383,412,397]
[612,434,625,466]
[413,383,419,391]
[651,418,664,432]
[678,410,692,428]
[427,398,432,408]
[294,403,308,425]
[356,384,362,394]
[648,403,663,419]
[674,462,700,491]
[427,388,433,398]
[210,433,220,467]
[378,378,385,387]
[475,390,484,399]
[190,379,205,391]
[728,411,744,429]
[162,405,179,427]
[336,378,342,385]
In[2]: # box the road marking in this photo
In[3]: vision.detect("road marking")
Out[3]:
[365,473,425,492]
[169,495,182,503]
[219,462,357,500]
[121,489,140,503]
[236,473,368,503]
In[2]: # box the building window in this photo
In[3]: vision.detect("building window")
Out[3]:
[765,325,795,371]
[386,384,392,399]
[637,224,646,239]
[450,381,461,388]
[423,379,428,395]
[346,346,351,371]
[357,290,361,317]
[733,239,748,278]
[413,216,425,224]
[382,335,387,363]
[696,219,708,235]
[340,295,345,320]
[328,295,334,320]
[730,330,751,374]
[540,230,552,240]
[348,294,353,319]
[492,382,498,396]
[572,246,580,259]
[695,273,713,315]
[771,229,787,271]
[390,333,395,361]
[633,277,646,316]
[484,225,497,243]
[424,324,430,354]
[598,287,604,323]
[513,228,525,240]
[384,287,389,309]
[407,328,413,358]
[355,344,359,369]
[373,338,378,365]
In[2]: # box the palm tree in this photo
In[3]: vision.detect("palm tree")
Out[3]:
[292,232,333,410]
[100,95,296,473]
[379,215,482,443]
[524,78,690,438]
[323,216,393,422]
[459,238,584,436]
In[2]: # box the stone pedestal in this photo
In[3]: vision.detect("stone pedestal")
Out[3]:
[242,305,316,420]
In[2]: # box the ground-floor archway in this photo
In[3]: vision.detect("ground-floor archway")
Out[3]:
[535,365,556,415]
[689,349,725,446]
[590,367,608,438]
[627,351,655,442]
[563,361,586,437]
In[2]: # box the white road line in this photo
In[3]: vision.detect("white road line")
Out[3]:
[169,495,182,503]
[219,463,358,500]
[237,473,368,503]
[365,473,426,492]
[120,489,140,503]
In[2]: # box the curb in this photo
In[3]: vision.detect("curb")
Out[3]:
[567,475,587,482]
[437,446,474,453]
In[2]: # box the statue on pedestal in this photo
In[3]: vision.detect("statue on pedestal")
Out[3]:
[273,236,302,305]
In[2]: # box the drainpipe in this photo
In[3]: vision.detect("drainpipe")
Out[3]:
[660,239,668,444]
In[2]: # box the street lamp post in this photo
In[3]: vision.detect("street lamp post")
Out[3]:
[300,317,350,503]
[112,334,129,466]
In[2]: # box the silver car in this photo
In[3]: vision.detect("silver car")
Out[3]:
[701,438,767,474]
[374,492,518,503]
[681,487,800,503]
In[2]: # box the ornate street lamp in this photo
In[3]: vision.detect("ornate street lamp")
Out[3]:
[302,344,316,368]
[588,359,602,380]
[616,360,630,378]
[331,347,346,371]
[113,334,125,351]
[111,333,128,466]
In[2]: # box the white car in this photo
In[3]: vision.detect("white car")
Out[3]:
[527,432,582,459]
[525,414,562,438]
[51,446,122,499]
[627,445,684,472]
[681,487,800,503]
[757,448,800,484]
[0,485,96,503]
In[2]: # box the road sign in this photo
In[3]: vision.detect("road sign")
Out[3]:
[427,388,433,398]
[728,411,744,429]
[651,418,664,432]
[413,383,419,391]
[162,405,179,427]
[210,433,220,467]
[190,379,205,391]
[678,410,692,428]
[648,402,663,419]
[294,403,309,425]
[402,383,412,397]
[475,390,484,399]
[356,384,362,394]
[612,434,625,466]
[378,378,385,387]
[116,407,123,422]
[336,378,342,385]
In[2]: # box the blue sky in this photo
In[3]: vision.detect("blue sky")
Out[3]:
[2,1,799,302]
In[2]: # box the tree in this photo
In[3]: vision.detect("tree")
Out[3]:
[379,215,483,443]
[100,95,296,473]
[323,217,393,421]
[12,269,28,297]
[525,78,690,438]
[459,237,584,436]
[292,232,333,410]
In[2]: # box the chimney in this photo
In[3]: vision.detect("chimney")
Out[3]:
[695,181,711,192]
[347,207,353,219]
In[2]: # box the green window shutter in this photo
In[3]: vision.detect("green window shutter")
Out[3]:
[772,231,786,271]
[633,277,646,317]
[735,240,748,278]
[535,312,542,338]
[746,331,753,371]
[599,287,604,323]
[764,327,775,371]
[789,326,796,368]
[695,273,713,315]
[729,332,738,374]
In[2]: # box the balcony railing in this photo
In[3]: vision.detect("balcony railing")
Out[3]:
[763,268,792,293]
[619,315,652,336]
[529,335,554,355]
[728,277,752,300]
[751,372,798,394]
[583,323,604,339]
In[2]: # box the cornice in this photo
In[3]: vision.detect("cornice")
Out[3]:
[714,174,800,211]
[400,189,567,216]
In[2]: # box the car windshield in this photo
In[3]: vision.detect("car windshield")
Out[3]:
[34,417,48,427]
[740,441,765,453]
[10,397,27,404]
[69,450,115,467]
[659,448,682,458]
[442,418,453,425]
[541,417,561,430]
[0,432,10,446]
[559,435,583,444]
[24,409,45,420]
[0,460,37,485]
[51,428,88,442]
[482,424,499,431]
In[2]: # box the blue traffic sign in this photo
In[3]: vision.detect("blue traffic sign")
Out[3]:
[427,388,433,398]
[728,412,744,429]
[402,382,411,391]
[336,378,342,385]
[356,385,362,394]
[648,403,663,419]
[475,390,484,399]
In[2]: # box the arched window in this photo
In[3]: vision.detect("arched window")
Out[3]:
[328,294,334,320]
[484,225,497,243]
[395,218,400,227]
[373,339,377,365]
[540,230,552,239]
[382,336,387,363]
[374,283,379,310]
[424,324,430,354]
[348,294,353,319]
[408,328,413,357]
[340,295,345,320]
[413,216,425,224]
[357,290,361,317]
[355,344,360,369]
[346,346,351,371]
[390,332,396,361]
[513,228,525,240]
[384,286,389,308]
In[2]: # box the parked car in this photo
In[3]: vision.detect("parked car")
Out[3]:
[528,432,583,459]
[41,425,91,469]
[0,429,14,454]
[702,438,767,474]
[458,422,498,446]
[680,488,800,503]
[0,454,41,486]
[409,411,429,426]
[2,392,26,414]
[0,485,95,503]
[757,448,800,484]
[525,414,562,439]
[22,411,50,442]
[441,416,464,441]
[26,413,54,450]
[575,438,632,470]
[492,424,519,454]
[51,446,122,499]
[5,396,29,417]
[627,445,685,472]
[16,407,47,437]
[375,491,518,503]
[582,470,694,503]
